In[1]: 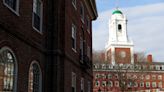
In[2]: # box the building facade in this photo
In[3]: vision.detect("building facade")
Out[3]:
[93,9,164,92]
[0,0,97,92]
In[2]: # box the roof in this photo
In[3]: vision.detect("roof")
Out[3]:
[112,10,123,15]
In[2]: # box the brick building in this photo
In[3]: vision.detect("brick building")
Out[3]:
[0,0,97,92]
[93,9,164,92]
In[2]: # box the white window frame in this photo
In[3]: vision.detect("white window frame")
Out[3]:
[158,75,162,80]
[32,0,43,33]
[152,82,157,88]
[81,78,84,92]
[95,81,100,87]
[80,2,84,23]
[72,23,77,51]
[72,0,77,9]
[140,82,144,87]
[152,75,156,80]
[134,82,138,87]
[108,74,112,79]
[108,81,113,87]
[87,45,90,58]
[102,81,106,87]
[80,37,84,61]
[86,16,90,33]
[146,75,150,80]
[87,81,91,92]
[72,72,76,92]
[158,82,162,88]
[3,0,19,15]
[146,82,150,88]
[95,73,99,79]
[115,81,119,87]
[0,47,18,92]
[28,61,42,92]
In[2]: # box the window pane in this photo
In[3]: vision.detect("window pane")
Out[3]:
[4,0,17,10]
[0,50,15,91]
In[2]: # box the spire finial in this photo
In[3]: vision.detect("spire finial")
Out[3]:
[115,0,119,10]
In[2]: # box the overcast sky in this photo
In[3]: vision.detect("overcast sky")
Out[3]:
[93,0,164,62]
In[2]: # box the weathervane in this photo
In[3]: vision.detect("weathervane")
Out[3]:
[115,0,119,9]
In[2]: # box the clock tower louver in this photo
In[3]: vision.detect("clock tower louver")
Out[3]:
[105,9,134,65]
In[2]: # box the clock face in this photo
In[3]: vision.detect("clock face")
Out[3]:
[119,51,126,58]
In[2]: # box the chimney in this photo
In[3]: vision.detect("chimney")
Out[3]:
[147,54,153,63]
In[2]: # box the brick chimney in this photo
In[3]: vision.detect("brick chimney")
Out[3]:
[147,54,153,63]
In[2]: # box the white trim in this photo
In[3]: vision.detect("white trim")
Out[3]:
[0,46,18,92]
[72,0,77,10]
[72,23,77,50]
[80,2,85,23]
[32,0,43,34]
[3,0,20,16]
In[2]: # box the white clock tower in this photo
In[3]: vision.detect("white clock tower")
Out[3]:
[105,9,134,65]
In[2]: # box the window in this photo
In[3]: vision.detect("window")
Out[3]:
[115,81,119,87]
[102,81,106,87]
[87,81,91,92]
[115,74,118,79]
[134,82,138,87]
[72,0,76,9]
[72,23,76,50]
[107,81,113,87]
[146,75,150,80]
[101,64,106,69]
[101,74,106,79]
[86,16,90,32]
[95,81,99,87]
[80,2,84,22]
[80,37,84,61]
[146,82,150,88]
[152,82,157,88]
[118,24,122,30]
[140,82,144,87]
[158,75,162,80]
[3,0,19,13]
[81,78,84,92]
[140,75,144,80]
[108,74,112,79]
[72,72,76,92]
[158,82,162,88]
[128,82,133,87]
[152,75,156,80]
[0,48,17,92]
[95,73,100,79]
[33,0,43,32]
[156,65,160,70]
[28,61,42,92]
[87,46,90,58]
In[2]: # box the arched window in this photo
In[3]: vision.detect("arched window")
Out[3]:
[118,24,122,31]
[28,61,42,92]
[0,47,17,92]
